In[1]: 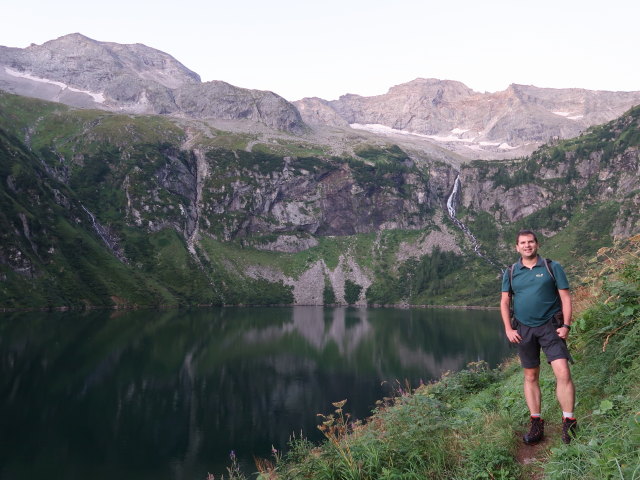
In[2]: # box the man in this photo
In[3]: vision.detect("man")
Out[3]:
[500,230,577,445]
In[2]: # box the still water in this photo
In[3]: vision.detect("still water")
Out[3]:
[0,306,510,479]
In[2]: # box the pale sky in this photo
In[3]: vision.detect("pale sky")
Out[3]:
[2,0,639,101]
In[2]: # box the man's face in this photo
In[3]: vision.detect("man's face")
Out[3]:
[516,234,538,259]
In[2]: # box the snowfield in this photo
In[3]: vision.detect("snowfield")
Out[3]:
[5,67,105,103]
[349,123,519,150]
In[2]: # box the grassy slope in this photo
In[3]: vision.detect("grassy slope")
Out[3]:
[250,237,640,480]
[0,122,195,309]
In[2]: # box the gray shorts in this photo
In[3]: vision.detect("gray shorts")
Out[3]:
[516,318,570,368]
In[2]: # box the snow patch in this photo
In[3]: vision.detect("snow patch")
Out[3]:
[553,111,583,121]
[350,123,524,151]
[349,123,476,143]
[425,134,474,143]
[350,123,414,136]
[5,67,105,103]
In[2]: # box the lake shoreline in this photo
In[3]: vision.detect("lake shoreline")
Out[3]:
[0,302,499,313]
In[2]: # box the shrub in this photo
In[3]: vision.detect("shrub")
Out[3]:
[344,280,362,305]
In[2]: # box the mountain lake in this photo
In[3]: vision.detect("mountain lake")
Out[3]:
[0,306,512,479]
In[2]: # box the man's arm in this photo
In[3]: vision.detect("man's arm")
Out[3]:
[501,291,521,343]
[556,288,572,340]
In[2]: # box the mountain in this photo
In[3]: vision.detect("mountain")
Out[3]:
[0,91,455,308]
[0,33,305,133]
[2,35,640,158]
[0,88,638,309]
[295,79,640,159]
[1,34,639,309]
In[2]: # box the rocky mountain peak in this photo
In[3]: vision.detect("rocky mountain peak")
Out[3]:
[3,33,640,147]
[387,78,475,99]
[295,78,640,159]
[12,33,201,90]
[295,97,350,127]
[0,34,306,133]
[36,32,93,46]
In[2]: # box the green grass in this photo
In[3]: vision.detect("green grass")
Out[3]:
[196,130,258,150]
[354,144,410,164]
[539,202,620,275]
[252,139,328,157]
[541,238,640,479]
[0,91,186,158]
[0,92,65,136]
[199,231,380,279]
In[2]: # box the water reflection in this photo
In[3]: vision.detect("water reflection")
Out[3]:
[0,307,509,479]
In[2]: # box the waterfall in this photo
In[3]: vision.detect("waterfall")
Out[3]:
[81,205,126,262]
[446,175,501,270]
[81,205,109,245]
[446,175,461,218]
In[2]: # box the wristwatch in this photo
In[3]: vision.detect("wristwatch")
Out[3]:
[561,324,571,330]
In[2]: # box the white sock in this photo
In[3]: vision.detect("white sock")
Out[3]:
[531,413,541,418]
[563,411,575,419]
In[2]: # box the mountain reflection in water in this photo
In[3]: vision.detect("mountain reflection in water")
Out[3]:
[0,306,509,479]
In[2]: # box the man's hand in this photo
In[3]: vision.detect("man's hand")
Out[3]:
[557,326,570,340]
[506,328,521,343]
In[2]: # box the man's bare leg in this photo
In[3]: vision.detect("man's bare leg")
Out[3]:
[551,358,577,443]
[523,366,542,414]
[550,358,575,413]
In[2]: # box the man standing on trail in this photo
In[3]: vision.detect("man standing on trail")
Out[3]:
[500,230,577,445]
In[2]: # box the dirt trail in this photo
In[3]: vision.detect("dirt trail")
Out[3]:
[516,422,562,479]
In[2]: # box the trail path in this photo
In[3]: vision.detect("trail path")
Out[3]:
[515,422,561,479]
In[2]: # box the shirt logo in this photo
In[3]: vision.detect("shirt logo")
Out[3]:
[536,273,544,277]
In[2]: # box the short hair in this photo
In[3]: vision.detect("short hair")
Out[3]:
[516,229,538,244]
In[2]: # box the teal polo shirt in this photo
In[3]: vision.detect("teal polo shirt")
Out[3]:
[501,257,570,327]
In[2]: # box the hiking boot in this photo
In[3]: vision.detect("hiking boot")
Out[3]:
[523,416,544,445]
[562,417,578,444]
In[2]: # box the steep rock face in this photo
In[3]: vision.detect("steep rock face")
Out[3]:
[459,144,640,229]
[328,79,477,133]
[196,153,438,240]
[252,234,319,253]
[460,179,553,223]
[30,111,447,249]
[246,256,373,306]
[0,34,306,133]
[293,96,349,127]
[175,81,306,133]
